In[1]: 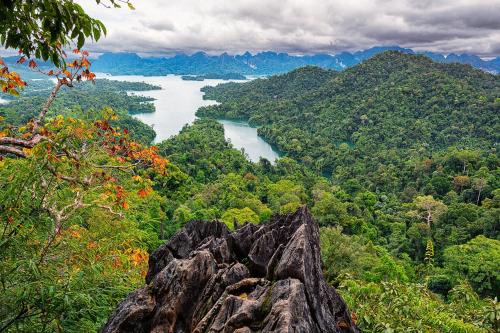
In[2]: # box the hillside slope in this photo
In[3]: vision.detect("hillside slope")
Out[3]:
[198,51,500,188]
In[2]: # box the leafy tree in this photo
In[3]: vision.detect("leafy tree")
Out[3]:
[408,195,447,229]
[0,113,167,331]
[320,227,409,284]
[267,179,305,213]
[312,191,349,227]
[435,203,482,248]
[443,236,500,296]
[430,175,451,196]
[221,207,260,230]
[340,279,492,333]
[447,149,481,174]
[0,0,133,67]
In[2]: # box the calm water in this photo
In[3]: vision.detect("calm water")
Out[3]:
[218,120,280,163]
[99,74,280,163]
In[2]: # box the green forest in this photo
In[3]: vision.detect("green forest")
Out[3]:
[0,1,499,332]
[2,54,499,332]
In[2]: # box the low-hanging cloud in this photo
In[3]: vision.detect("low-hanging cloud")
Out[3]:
[77,0,500,57]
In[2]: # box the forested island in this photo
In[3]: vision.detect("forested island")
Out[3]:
[181,72,246,81]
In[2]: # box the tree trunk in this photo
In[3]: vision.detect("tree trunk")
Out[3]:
[426,211,432,229]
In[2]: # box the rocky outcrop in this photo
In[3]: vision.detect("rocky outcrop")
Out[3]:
[102,207,359,333]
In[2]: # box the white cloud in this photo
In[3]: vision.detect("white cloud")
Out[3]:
[75,0,500,57]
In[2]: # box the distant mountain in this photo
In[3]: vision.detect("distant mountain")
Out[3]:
[4,46,499,76]
[86,46,500,76]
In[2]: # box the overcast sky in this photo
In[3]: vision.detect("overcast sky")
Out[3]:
[77,0,500,57]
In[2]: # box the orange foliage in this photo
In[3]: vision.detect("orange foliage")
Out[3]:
[137,187,152,198]
[0,58,26,95]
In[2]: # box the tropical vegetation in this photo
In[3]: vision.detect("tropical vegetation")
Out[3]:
[0,1,498,332]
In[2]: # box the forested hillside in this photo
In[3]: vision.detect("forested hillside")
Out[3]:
[199,52,499,188]
[0,78,159,144]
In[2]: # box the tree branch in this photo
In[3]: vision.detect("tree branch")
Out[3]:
[0,134,44,147]
[96,204,124,218]
[45,163,93,187]
[0,133,45,157]
[0,145,26,157]
[0,78,66,158]
[34,79,63,132]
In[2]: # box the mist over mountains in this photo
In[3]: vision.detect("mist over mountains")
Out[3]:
[88,46,500,76]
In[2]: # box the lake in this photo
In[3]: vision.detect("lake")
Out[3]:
[99,74,280,163]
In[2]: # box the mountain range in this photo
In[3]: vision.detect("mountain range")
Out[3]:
[88,46,500,76]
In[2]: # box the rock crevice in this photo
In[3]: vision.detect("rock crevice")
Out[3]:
[102,206,359,333]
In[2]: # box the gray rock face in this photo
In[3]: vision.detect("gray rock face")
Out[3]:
[102,207,359,333]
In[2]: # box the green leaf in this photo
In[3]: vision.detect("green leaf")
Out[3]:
[77,33,85,49]
[71,28,79,39]
[93,25,101,41]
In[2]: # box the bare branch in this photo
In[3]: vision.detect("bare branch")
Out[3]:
[0,134,44,148]
[92,162,139,169]
[0,134,45,157]
[0,145,26,157]
[34,79,63,132]
[95,204,124,218]
[45,165,92,187]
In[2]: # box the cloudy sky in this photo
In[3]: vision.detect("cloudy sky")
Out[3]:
[77,0,500,57]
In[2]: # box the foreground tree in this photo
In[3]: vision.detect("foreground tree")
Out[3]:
[0,108,168,331]
[1,0,133,66]
[0,1,172,331]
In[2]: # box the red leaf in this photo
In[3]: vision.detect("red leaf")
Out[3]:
[137,188,150,198]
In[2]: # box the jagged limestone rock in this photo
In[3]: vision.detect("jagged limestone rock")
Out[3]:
[102,207,359,333]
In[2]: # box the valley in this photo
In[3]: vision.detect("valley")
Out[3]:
[97,73,280,162]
